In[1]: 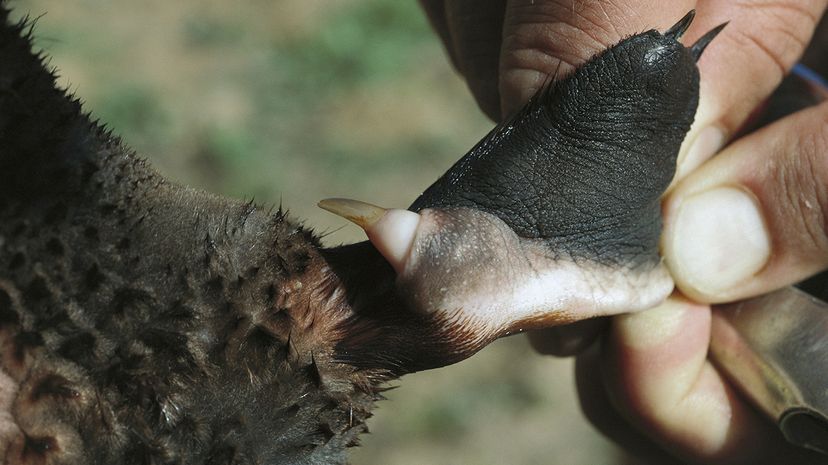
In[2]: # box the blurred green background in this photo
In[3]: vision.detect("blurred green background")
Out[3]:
[12,1,626,463]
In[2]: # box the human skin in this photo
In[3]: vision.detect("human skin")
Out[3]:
[420,1,828,463]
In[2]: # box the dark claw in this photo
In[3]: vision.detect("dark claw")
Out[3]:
[690,22,729,61]
[665,9,696,41]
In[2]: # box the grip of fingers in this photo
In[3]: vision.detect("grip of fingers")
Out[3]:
[664,101,828,303]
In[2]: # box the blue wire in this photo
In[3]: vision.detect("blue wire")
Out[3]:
[792,63,828,90]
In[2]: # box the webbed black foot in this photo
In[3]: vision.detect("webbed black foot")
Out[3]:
[323,11,726,350]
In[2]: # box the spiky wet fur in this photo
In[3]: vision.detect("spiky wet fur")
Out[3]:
[0,5,429,464]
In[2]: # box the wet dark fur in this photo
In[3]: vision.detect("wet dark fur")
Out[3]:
[0,7,436,464]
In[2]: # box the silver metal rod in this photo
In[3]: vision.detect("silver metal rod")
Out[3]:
[711,286,828,455]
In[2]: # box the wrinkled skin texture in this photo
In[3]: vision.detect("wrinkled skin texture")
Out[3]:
[401,22,706,339]
[0,5,708,465]
[411,30,698,264]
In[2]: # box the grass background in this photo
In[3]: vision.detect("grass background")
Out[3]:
[11,1,627,463]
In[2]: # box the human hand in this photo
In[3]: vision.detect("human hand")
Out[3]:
[575,293,828,464]
[575,19,828,465]
[422,1,828,463]
[421,0,827,356]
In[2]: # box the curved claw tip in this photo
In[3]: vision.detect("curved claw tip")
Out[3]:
[665,9,696,40]
[690,22,728,61]
[318,198,387,230]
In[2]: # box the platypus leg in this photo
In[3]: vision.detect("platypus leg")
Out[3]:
[323,12,727,349]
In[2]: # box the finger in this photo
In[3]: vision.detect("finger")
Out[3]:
[674,0,826,180]
[498,0,697,117]
[575,343,689,465]
[527,318,607,356]
[663,101,828,303]
[600,295,819,463]
[444,0,507,120]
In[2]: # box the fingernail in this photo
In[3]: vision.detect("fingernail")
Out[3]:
[668,187,770,295]
[675,125,725,181]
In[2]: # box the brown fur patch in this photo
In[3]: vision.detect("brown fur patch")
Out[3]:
[504,311,579,335]
[0,365,21,462]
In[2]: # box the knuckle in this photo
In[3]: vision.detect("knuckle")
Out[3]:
[727,1,818,76]
[500,21,587,78]
[501,0,633,77]
[797,106,828,255]
[768,103,828,259]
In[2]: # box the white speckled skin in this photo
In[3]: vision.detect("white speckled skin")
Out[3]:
[396,208,675,338]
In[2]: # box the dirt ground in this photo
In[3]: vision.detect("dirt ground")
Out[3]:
[11,1,629,463]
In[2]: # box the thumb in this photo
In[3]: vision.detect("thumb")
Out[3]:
[663,101,828,303]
